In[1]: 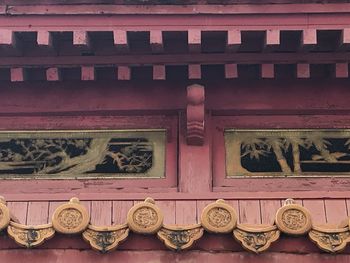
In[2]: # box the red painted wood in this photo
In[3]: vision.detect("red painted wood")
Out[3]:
[179,114,211,193]
[297,64,310,78]
[114,30,129,51]
[324,199,348,225]
[6,3,350,16]
[150,30,163,53]
[153,65,165,80]
[262,64,274,79]
[26,202,49,225]
[188,64,201,79]
[196,200,213,223]
[188,29,201,53]
[112,200,133,225]
[260,200,281,225]
[46,67,60,81]
[175,200,197,225]
[239,200,261,224]
[90,201,112,226]
[225,64,238,79]
[48,202,65,222]
[81,66,95,81]
[157,200,176,224]
[7,202,28,224]
[80,201,91,216]
[117,66,131,80]
[302,199,326,225]
[336,63,348,78]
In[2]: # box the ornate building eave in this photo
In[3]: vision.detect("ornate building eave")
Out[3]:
[0,196,349,254]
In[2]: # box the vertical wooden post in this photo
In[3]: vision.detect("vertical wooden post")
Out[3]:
[225,64,238,79]
[261,64,275,79]
[188,29,201,53]
[118,66,131,80]
[297,64,310,78]
[226,30,241,52]
[153,65,166,80]
[46,67,61,81]
[188,64,201,80]
[150,30,163,53]
[10,68,25,82]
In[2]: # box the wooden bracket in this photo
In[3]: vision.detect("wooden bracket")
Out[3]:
[186,84,205,146]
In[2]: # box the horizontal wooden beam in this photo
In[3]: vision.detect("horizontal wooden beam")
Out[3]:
[1,52,350,67]
[5,4,350,15]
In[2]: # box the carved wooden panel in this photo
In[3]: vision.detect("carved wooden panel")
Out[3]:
[225,129,350,177]
[0,130,166,179]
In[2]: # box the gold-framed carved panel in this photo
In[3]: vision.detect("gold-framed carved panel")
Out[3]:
[0,129,166,179]
[225,129,350,177]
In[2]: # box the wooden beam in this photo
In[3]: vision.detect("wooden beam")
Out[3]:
[81,66,95,81]
[150,30,163,53]
[73,31,90,48]
[188,64,201,79]
[113,30,129,52]
[297,63,310,78]
[117,66,130,80]
[301,29,317,51]
[265,29,280,52]
[2,53,350,67]
[261,64,274,79]
[340,28,350,51]
[46,67,61,81]
[188,29,201,53]
[153,65,165,80]
[224,64,238,79]
[226,30,241,52]
[0,29,16,46]
[37,31,52,47]
[335,63,349,78]
[10,68,25,82]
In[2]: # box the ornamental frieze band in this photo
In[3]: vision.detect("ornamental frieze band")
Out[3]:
[0,196,349,254]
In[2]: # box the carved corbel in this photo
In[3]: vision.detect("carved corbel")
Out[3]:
[157,224,204,251]
[127,198,163,234]
[275,199,312,236]
[52,197,90,234]
[7,222,55,248]
[82,224,129,253]
[309,225,350,253]
[200,199,238,233]
[186,84,205,146]
[233,224,280,253]
[0,196,10,231]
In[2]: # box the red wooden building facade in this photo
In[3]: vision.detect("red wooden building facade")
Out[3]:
[1,0,350,262]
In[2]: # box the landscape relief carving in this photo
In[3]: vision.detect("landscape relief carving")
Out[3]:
[0,130,165,178]
[225,129,350,176]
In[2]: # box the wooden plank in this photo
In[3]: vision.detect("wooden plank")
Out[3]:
[226,200,239,214]
[80,201,92,216]
[297,63,310,78]
[302,199,326,225]
[37,30,52,47]
[3,52,350,67]
[10,68,25,82]
[7,202,28,224]
[196,200,213,224]
[112,200,133,225]
[188,64,201,79]
[26,202,49,225]
[150,30,163,53]
[175,201,197,225]
[260,199,281,225]
[48,201,65,222]
[188,29,201,53]
[265,29,280,52]
[224,64,238,79]
[324,199,348,225]
[261,64,274,79]
[239,200,261,224]
[117,66,131,80]
[91,201,112,226]
[73,30,90,47]
[46,67,61,81]
[226,30,241,52]
[0,29,15,46]
[301,29,317,51]
[81,66,95,81]
[114,30,129,52]
[336,63,348,78]
[157,200,175,225]
[153,65,165,80]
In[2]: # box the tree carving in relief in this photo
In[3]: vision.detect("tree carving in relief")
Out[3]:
[226,130,350,176]
[0,137,153,176]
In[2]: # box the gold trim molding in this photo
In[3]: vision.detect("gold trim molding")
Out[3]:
[0,196,349,253]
